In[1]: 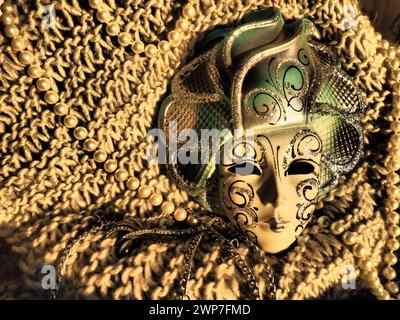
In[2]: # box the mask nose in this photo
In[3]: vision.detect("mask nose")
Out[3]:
[257,171,278,207]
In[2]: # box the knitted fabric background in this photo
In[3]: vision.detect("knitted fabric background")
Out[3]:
[0,0,399,299]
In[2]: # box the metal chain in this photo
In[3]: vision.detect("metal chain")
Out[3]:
[177,215,276,300]
[176,232,204,300]
[242,237,276,300]
[50,217,115,299]
[50,213,276,300]
[205,217,276,300]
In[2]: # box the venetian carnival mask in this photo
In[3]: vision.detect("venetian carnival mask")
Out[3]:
[157,7,365,253]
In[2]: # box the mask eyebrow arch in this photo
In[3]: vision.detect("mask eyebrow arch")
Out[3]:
[256,134,277,174]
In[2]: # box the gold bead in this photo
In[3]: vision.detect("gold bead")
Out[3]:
[383,267,396,280]
[118,32,131,47]
[388,48,397,59]
[161,201,175,215]
[365,269,379,281]
[131,41,144,54]
[27,65,42,78]
[19,51,34,65]
[104,159,118,173]
[187,214,199,226]
[4,24,19,38]
[149,193,163,206]
[393,134,400,145]
[388,225,400,237]
[359,259,373,270]
[176,19,189,31]
[114,168,128,181]
[174,208,187,222]
[393,59,400,70]
[96,10,111,23]
[10,38,26,51]
[387,198,399,210]
[384,252,398,265]
[144,44,157,58]
[64,115,78,128]
[1,13,14,26]
[36,78,51,92]
[330,221,345,235]
[83,138,98,151]
[388,211,400,224]
[382,40,389,49]
[182,5,196,19]
[168,30,181,45]
[54,102,68,116]
[73,126,88,140]
[353,243,366,258]
[44,90,59,104]
[388,172,400,184]
[106,22,119,36]
[126,177,140,190]
[386,238,400,251]
[377,290,391,300]
[158,40,170,53]
[138,185,151,199]
[385,281,399,295]
[372,286,385,298]
[88,0,102,9]
[388,159,400,171]
[1,2,13,14]
[94,150,107,163]
[369,278,381,289]
[342,231,357,246]
[387,185,400,198]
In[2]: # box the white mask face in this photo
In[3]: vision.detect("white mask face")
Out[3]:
[218,126,322,253]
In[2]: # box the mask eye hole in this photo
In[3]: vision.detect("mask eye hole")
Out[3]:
[228,161,262,176]
[286,160,315,175]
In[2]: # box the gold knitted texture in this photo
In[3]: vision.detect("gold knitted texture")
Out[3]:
[0,0,399,300]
